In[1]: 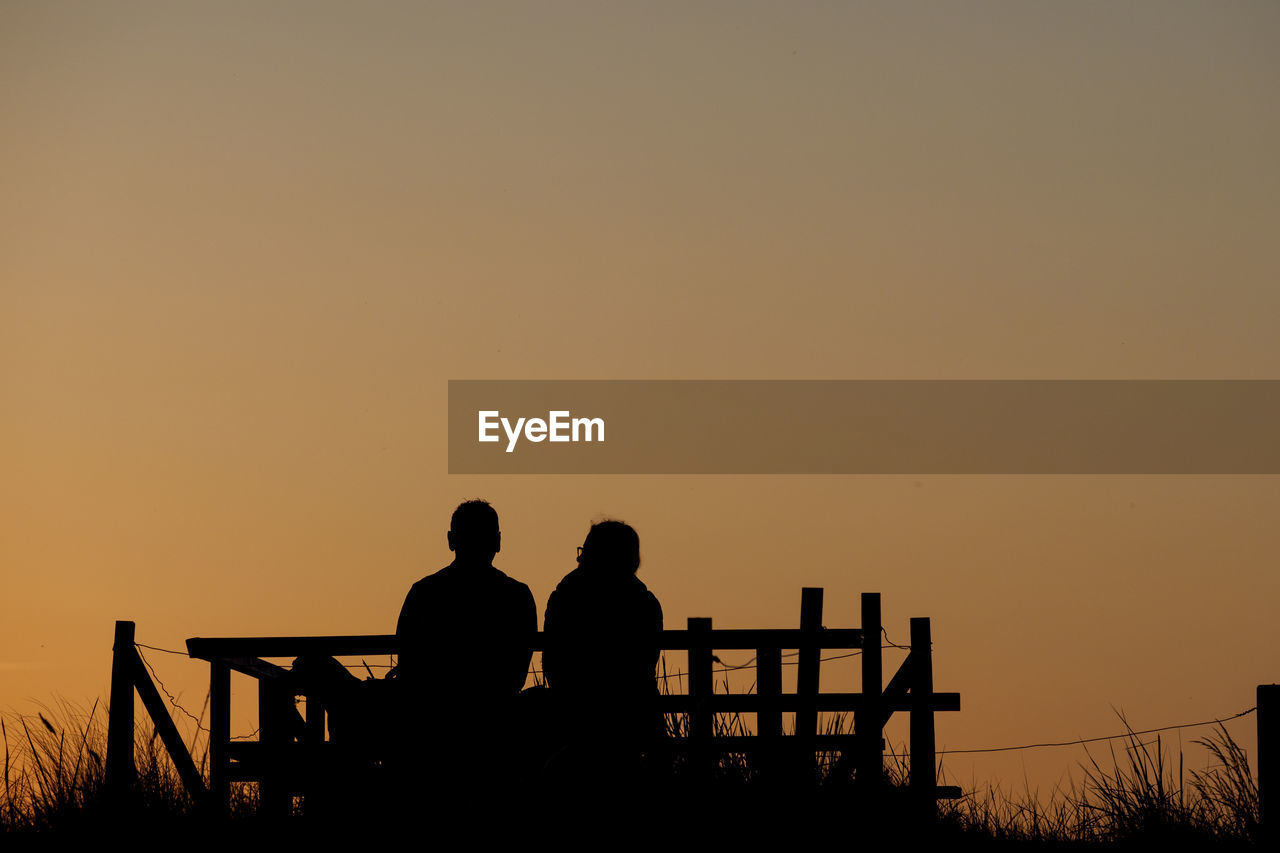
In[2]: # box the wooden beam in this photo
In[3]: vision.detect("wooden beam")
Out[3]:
[857,593,883,794]
[757,645,782,782]
[688,617,714,779]
[796,588,823,744]
[910,617,937,821]
[188,635,399,660]
[185,628,867,660]
[756,646,783,736]
[209,659,231,813]
[1261,684,1279,844]
[258,676,292,816]
[129,649,207,799]
[880,651,914,727]
[226,657,289,682]
[105,621,137,793]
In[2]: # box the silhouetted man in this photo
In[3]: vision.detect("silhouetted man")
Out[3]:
[395,500,536,798]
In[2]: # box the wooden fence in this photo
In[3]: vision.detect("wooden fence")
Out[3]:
[107,588,963,818]
[1262,684,1278,845]
[103,621,206,801]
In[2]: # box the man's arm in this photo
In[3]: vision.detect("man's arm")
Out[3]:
[395,585,422,688]
[649,593,664,673]
[541,589,558,689]
[506,584,537,695]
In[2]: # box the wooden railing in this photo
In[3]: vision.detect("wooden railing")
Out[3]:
[101,602,1280,841]
[105,588,963,820]
[183,589,959,815]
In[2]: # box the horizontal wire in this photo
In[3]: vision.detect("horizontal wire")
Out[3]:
[135,642,1257,761]
[938,707,1257,755]
[134,642,189,656]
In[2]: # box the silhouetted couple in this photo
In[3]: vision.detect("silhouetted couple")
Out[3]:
[394,500,664,811]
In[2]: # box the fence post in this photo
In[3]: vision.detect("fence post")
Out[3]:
[857,592,883,795]
[259,677,291,817]
[757,645,782,782]
[909,617,936,821]
[105,620,137,793]
[209,659,231,813]
[1261,684,1279,843]
[797,588,823,779]
[688,617,714,780]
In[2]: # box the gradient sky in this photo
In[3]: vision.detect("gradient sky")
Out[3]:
[3,1,1278,794]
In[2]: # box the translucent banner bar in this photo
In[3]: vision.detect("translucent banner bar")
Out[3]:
[448,380,1280,474]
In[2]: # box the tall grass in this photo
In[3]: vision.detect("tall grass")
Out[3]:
[937,716,1261,847]
[0,696,258,833]
[2,698,112,831]
[653,660,1261,845]
[3,681,1263,845]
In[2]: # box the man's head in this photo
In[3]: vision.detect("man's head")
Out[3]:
[448,499,501,563]
[578,519,641,575]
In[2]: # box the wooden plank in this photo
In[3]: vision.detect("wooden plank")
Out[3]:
[177,687,958,716]
[142,687,954,717]
[880,651,913,727]
[188,635,400,659]
[665,627,862,650]
[185,627,866,660]
[1261,684,1279,844]
[258,677,291,816]
[226,734,887,769]
[653,692,960,713]
[221,741,344,786]
[226,656,289,682]
[688,617,713,778]
[229,733,873,761]
[757,645,782,781]
[857,592,883,793]
[796,588,823,745]
[163,688,947,714]
[209,659,231,813]
[105,621,137,793]
[757,646,782,737]
[910,617,937,821]
[129,650,207,799]
[223,741,313,781]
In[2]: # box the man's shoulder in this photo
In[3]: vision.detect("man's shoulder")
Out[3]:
[436,563,532,594]
[489,566,535,605]
[406,565,455,594]
[404,563,532,610]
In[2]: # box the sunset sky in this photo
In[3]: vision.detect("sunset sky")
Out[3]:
[3,1,1278,794]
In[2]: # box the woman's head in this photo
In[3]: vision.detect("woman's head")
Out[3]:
[578,519,640,574]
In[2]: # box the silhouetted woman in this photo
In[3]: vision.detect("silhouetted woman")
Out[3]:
[542,520,664,781]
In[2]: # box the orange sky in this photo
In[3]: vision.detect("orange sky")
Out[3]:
[3,1,1278,794]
